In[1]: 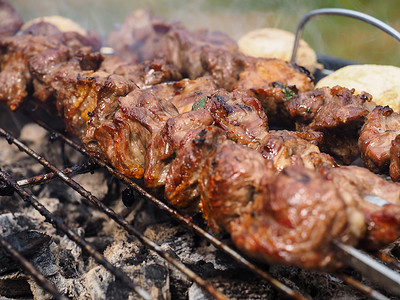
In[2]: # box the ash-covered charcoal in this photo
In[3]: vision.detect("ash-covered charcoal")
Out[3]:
[85,229,171,300]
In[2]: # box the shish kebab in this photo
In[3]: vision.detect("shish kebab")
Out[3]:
[1,2,400,294]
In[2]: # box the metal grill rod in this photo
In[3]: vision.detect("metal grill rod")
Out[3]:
[338,274,390,300]
[0,234,68,300]
[0,167,151,300]
[0,127,229,300]
[16,159,98,187]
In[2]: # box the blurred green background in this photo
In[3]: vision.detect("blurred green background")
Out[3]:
[10,0,400,66]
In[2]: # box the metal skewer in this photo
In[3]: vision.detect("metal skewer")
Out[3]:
[334,240,400,297]
[334,194,400,297]
[290,8,400,66]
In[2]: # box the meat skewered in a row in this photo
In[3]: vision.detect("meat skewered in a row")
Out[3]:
[0,6,400,272]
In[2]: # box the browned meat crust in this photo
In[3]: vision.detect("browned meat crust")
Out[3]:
[286,85,375,163]
[229,165,355,271]
[207,89,269,148]
[390,135,400,182]
[165,126,230,212]
[359,106,400,181]
[144,109,214,189]
[0,0,23,38]
[259,130,338,172]
[199,142,270,232]
[323,166,400,249]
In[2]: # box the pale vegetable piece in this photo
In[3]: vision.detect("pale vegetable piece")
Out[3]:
[238,27,319,73]
[21,15,87,36]
[316,64,400,112]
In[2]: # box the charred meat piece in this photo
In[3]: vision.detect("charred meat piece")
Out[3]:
[259,130,338,172]
[112,58,182,89]
[0,0,23,37]
[390,135,400,182]
[324,165,400,249]
[0,25,101,111]
[93,89,178,178]
[106,9,181,63]
[165,126,230,212]
[153,21,239,85]
[238,58,314,125]
[30,50,131,140]
[144,108,213,189]
[230,165,357,271]
[149,76,217,114]
[0,35,64,110]
[208,89,269,148]
[199,142,271,231]
[21,20,101,52]
[359,105,400,180]
[286,86,375,163]
[107,9,238,68]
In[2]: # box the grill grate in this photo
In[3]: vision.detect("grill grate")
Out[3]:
[0,105,398,300]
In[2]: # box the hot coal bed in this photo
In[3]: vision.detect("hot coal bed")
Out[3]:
[0,98,399,300]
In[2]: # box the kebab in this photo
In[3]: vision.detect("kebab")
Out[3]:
[1,5,400,273]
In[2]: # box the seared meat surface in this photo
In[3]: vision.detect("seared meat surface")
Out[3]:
[0,35,65,110]
[0,0,23,37]
[150,76,217,114]
[260,130,338,172]
[390,135,400,182]
[359,105,400,181]
[208,89,269,148]
[230,165,357,271]
[93,88,178,178]
[324,166,400,249]
[286,86,375,163]
[165,126,230,212]
[199,142,270,231]
[144,108,213,189]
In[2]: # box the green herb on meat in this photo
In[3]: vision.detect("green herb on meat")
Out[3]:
[192,96,207,110]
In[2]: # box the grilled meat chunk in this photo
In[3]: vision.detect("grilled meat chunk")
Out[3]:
[21,20,101,52]
[286,86,375,163]
[0,0,23,38]
[199,142,270,231]
[324,166,400,249]
[107,8,238,68]
[0,24,101,111]
[238,59,314,125]
[112,58,182,89]
[359,105,400,181]
[259,130,338,172]
[230,165,357,271]
[149,76,217,114]
[390,135,400,182]
[165,126,230,212]
[144,109,213,189]
[93,88,179,178]
[208,89,269,148]
[0,35,64,110]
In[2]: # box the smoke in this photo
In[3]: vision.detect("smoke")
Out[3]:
[10,0,320,40]
[8,0,400,66]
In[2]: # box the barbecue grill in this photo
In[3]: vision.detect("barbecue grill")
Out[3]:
[1,8,400,300]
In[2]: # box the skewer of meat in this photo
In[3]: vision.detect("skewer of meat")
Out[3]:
[1,8,400,274]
